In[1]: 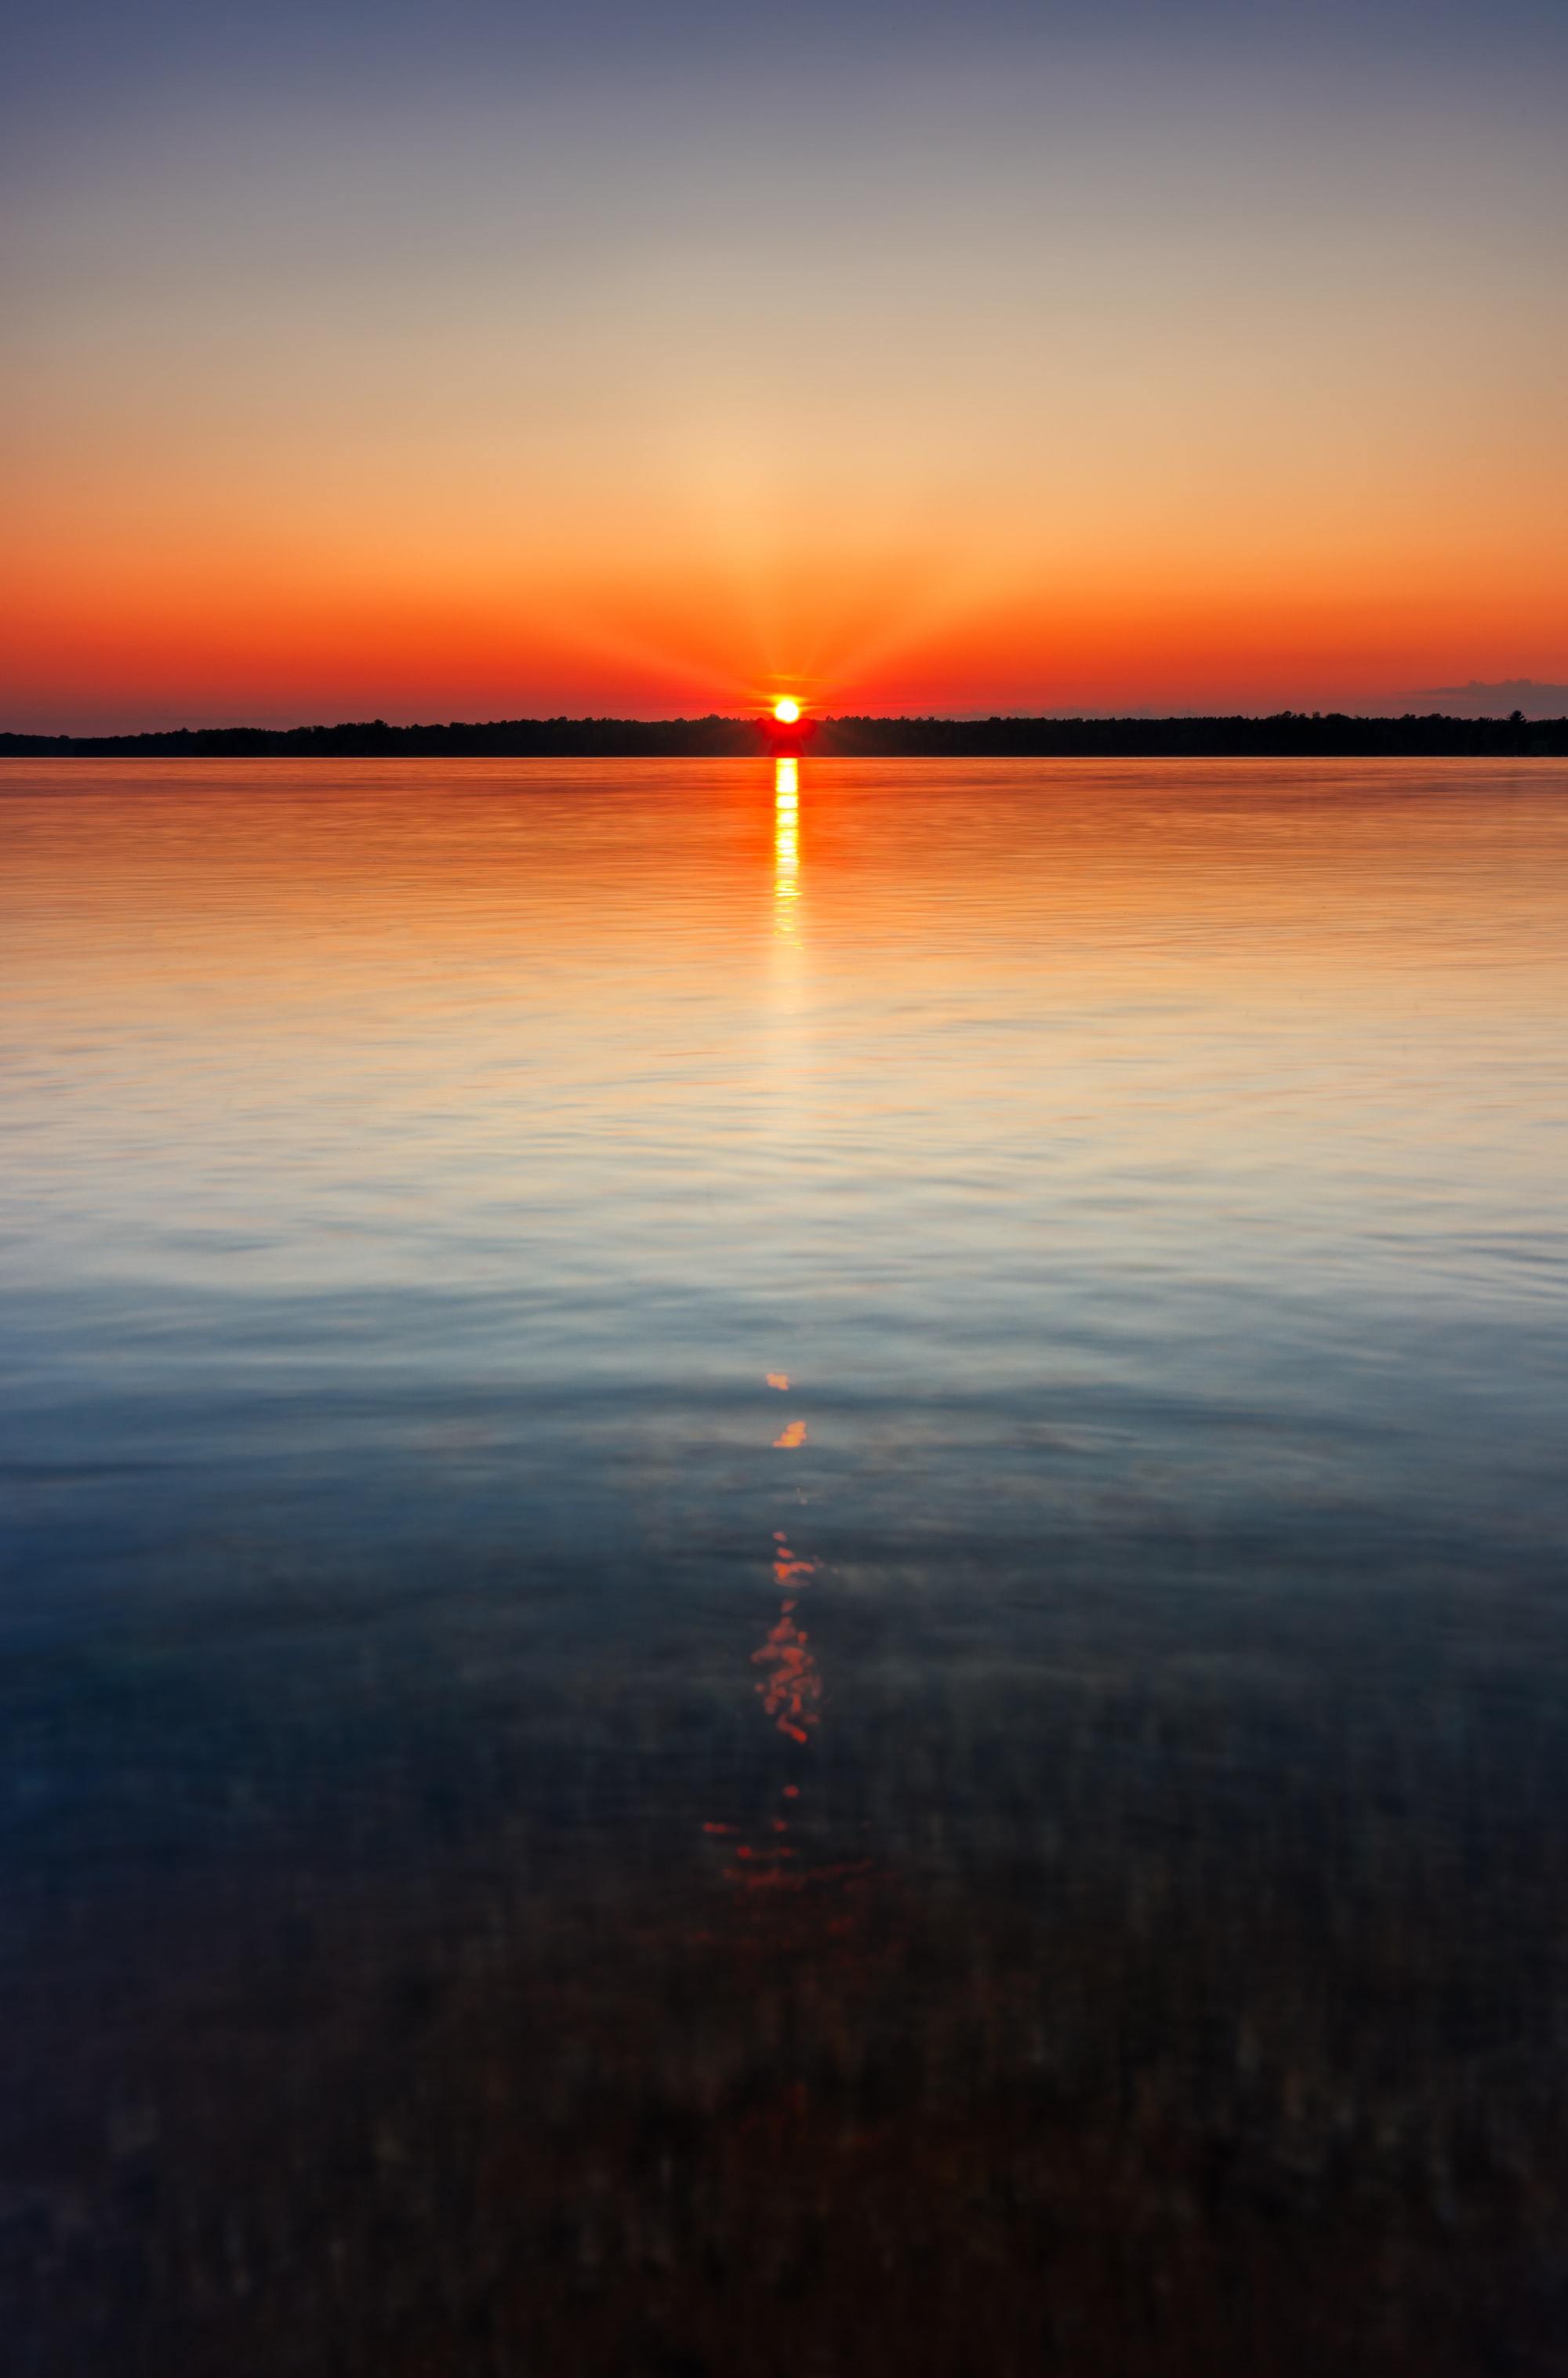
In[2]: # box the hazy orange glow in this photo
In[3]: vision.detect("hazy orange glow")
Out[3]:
[6,31,1566,732]
[8,507,1564,730]
[6,529,1563,730]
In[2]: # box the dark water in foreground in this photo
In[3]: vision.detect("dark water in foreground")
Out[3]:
[4,756,1567,2376]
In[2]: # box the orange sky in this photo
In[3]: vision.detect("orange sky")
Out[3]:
[5,20,1566,727]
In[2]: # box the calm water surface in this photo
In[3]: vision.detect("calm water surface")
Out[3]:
[4,757,1567,2374]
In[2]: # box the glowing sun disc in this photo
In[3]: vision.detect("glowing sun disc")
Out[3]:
[773,697,800,724]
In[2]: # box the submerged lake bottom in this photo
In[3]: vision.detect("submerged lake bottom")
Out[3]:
[3,757,1567,2374]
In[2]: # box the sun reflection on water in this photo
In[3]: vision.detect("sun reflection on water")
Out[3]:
[699,1371,834,1892]
[774,757,800,934]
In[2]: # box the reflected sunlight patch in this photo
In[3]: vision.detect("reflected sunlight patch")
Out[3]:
[751,1607,821,1742]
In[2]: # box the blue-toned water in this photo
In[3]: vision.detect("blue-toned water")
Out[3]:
[4,757,1567,2375]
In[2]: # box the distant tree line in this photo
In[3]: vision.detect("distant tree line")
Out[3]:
[2,710,1563,759]
[0,716,760,759]
[820,710,1566,758]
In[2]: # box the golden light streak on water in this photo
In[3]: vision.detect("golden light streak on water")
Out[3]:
[774,755,801,932]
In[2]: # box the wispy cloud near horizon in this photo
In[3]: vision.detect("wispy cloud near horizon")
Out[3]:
[1406,680,1568,716]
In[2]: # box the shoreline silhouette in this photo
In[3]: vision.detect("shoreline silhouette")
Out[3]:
[2,710,1563,760]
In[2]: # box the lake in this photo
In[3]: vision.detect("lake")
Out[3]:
[4,756,1567,2375]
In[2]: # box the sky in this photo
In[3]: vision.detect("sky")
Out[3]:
[4,0,1567,729]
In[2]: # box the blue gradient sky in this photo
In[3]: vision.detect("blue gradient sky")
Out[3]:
[5,0,1566,725]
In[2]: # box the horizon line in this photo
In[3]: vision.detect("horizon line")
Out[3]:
[5,703,1567,746]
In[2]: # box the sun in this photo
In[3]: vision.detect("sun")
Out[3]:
[772,697,800,724]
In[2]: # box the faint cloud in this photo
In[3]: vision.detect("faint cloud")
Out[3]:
[1406,678,1568,717]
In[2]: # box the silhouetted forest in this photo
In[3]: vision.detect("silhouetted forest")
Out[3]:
[2,710,1564,758]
